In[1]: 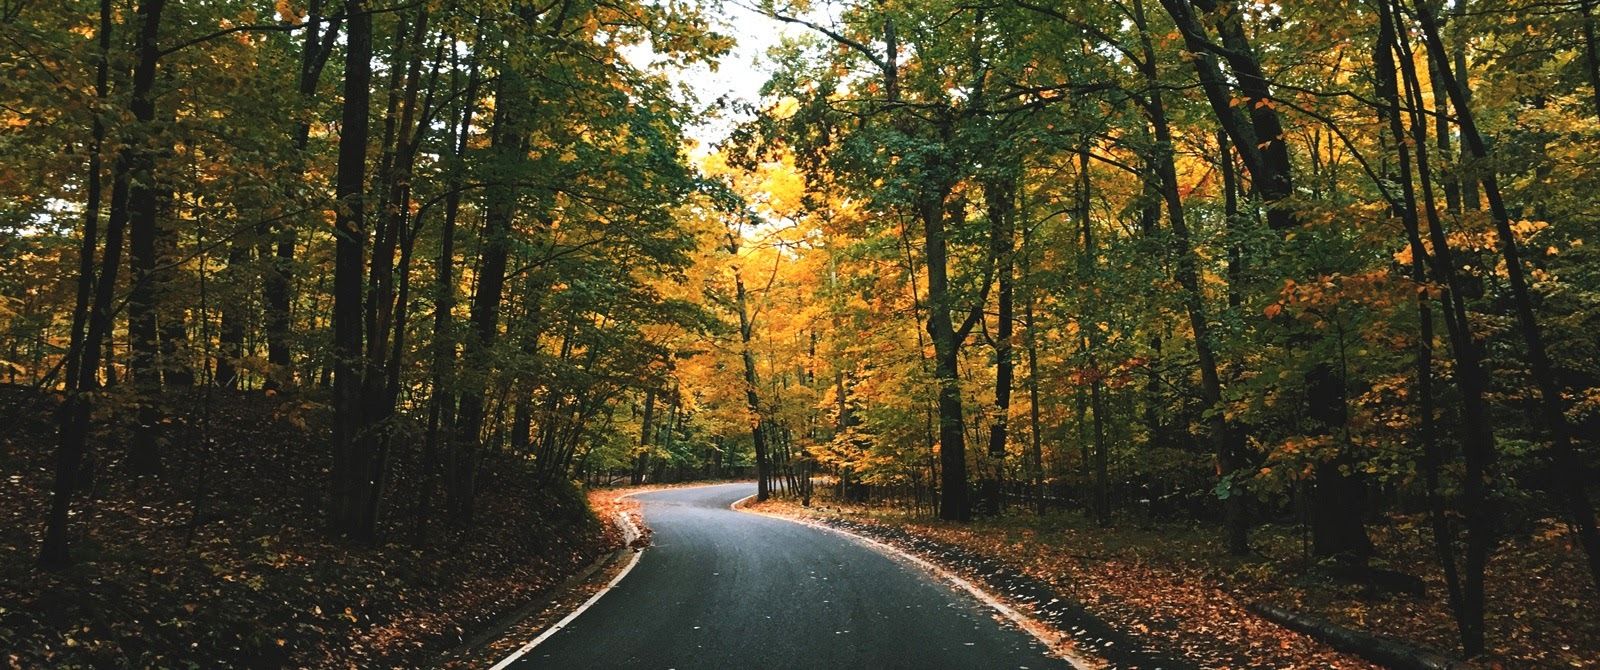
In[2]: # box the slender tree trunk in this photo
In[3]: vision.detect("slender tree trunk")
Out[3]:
[1021,201,1046,516]
[124,0,169,477]
[263,1,341,391]
[41,0,117,568]
[1219,131,1243,312]
[358,8,437,539]
[216,239,250,389]
[924,180,971,522]
[449,57,525,529]
[1136,0,1248,553]
[1373,4,1469,645]
[1090,370,1110,526]
[984,173,1017,515]
[1391,5,1500,652]
[1155,116,1246,551]
[509,272,551,457]
[156,202,192,389]
[1413,0,1600,594]
[1072,145,1111,527]
[330,0,374,539]
[416,46,478,543]
[733,257,770,501]
[1138,162,1166,505]
[634,388,656,485]
[63,0,112,397]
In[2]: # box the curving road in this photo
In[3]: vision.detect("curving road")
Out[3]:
[508,483,1066,669]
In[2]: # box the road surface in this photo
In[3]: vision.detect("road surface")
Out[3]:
[510,482,1066,669]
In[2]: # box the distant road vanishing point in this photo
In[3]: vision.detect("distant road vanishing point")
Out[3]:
[502,483,1067,669]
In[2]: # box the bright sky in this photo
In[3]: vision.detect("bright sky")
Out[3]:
[623,2,810,147]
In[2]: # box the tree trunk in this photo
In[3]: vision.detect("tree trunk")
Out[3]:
[416,47,479,544]
[62,0,112,399]
[923,176,971,522]
[1305,362,1373,560]
[1021,202,1046,516]
[1389,4,1502,652]
[984,173,1017,516]
[1372,4,1469,644]
[1157,0,1296,230]
[1136,0,1248,553]
[330,0,374,539]
[635,388,656,485]
[263,1,341,391]
[733,260,770,501]
[1412,0,1600,596]
[156,203,193,389]
[1072,144,1111,527]
[216,239,250,389]
[449,56,525,529]
[41,0,118,568]
[124,0,169,477]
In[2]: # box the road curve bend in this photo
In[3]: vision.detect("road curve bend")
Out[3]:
[505,482,1066,669]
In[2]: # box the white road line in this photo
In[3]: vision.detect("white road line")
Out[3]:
[731,495,1099,670]
[486,483,750,668]
[487,503,647,669]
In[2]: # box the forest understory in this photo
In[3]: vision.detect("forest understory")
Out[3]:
[0,385,621,670]
[751,494,1599,669]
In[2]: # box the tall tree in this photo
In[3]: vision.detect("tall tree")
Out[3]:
[330,0,375,540]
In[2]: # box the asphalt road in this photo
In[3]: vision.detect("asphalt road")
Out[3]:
[511,482,1067,669]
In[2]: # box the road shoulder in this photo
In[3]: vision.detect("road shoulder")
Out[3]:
[437,490,651,669]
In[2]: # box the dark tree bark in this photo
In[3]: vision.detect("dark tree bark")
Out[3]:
[358,6,438,538]
[923,172,972,522]
[1373,4,1469,647]
[1305,362,1373,560]
[982,172,1017,516]
[216,239,250,389]
[263,0,342,391]
[155,204,193,389]
[1020,196,1046,516]
[330,0,374,540]
[1156,0,1296,230]
[124,0,169,476]
[41,0,118,568]
[449,53,526,529]
[1411,0,1600,595]
[1389,4,1502,652]
[416,43,479,543]
[634,388,657,485]
[1139,155,1166,491]
[1219,131,1242,312]
[509,271,552,458]
[731,241,770,501]
[63,0,112,398]
[1068,144,1111,527]
[1134,0,1249,553]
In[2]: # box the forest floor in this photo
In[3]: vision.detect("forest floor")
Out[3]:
[750,496,1599,669]
[0,384,621,669]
